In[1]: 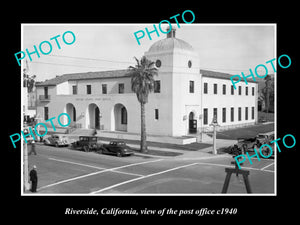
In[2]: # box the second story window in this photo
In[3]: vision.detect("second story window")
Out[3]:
[204,82,208,94]
[87,85,91,95]
[72,85,77,95]
[102,84,107,94]
[154,80,160,93]
[189,81,194,93]
[119,83,124,94]
[223,84,226,95]
[214,84,217,94]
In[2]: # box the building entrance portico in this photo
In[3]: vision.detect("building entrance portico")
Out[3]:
[86,103,101,129]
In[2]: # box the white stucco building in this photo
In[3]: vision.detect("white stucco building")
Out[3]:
[35,28,258,139]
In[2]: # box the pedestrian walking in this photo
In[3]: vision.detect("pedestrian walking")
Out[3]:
[28,141,37,155]
[29,165,38,193]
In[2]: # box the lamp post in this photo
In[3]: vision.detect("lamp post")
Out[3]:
[209,115,220,155]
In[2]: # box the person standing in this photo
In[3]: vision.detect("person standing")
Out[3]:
[29,165,38,192]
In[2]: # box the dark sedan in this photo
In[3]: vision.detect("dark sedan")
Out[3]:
[98,141,134,157]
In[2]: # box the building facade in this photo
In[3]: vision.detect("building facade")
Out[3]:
[35,29,257,138]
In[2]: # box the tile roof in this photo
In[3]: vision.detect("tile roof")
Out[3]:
[200,69,257,83]
[36,69,130,86]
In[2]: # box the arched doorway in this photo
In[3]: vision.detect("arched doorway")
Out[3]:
[188,111,197,134]
[86,103,100,129]
[64,103,76,126]
[112,103,128,132]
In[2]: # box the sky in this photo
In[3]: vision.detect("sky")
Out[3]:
[21,24,275,82]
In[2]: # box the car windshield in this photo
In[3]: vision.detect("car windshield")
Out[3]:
[257,135,266,139]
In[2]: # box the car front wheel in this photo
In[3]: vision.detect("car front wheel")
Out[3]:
[117,152,122,157]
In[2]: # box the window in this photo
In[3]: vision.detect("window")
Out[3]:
[203,108,208,125]
[214,84,217,94]
[238,107,242,121]
[231,85,234,95]
[252,106,255,120]
[252,87,255,96]
[155,109,159,120]
[102,84,107,94]
[87,85,91,94]
[121,107,127,124]
[72,85,77,95]
[222,108,226,123]
[118,83,124,94]
[245,107,248,120]
[44,107,49,120]
[204,82,208,94]
[44,87,48,98]
[213,108,217,122]
[154,80,160,93]
[189,81,194,93]
[238,86,241,95]
[223,84,226,95]
[155,59,161,68]
[231,107,234,122]
[246,87,248,95]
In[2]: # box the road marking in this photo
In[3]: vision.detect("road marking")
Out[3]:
[38,159,162,191]
[91,162,199,194]
[260,162,274,171]
[48,158,107,170]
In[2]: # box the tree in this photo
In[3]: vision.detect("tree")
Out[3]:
[262,75,274,121]
[127,56,158,153]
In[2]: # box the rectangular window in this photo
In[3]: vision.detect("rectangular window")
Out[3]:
[87,85,91,94]
[222,84,226,95]
[238,86,241,95]
[155,109,159,120]
[231,107,234,122]
[252,87,255,96]
[245,107,248,120]
[102,84,107,94]
[222,107,226,123]
[72,85,77,95]
[246,87,248,95]
[189,81,194,93]
[252,106,255,120]
[213,108,217,122]
[44,107,49,120]
[231,85,234,95]
[154,80,160,93]
[238,107,242,121]
[118,83,124,94]
[203,108,208,125]
[44,86,48,98]
[204,82,208,94]
[214,84,217,94]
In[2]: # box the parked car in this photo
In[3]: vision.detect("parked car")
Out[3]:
[44,134,69,147]
[71,136,102,152]
[98,141,134,157]
[230,137,260,154]
[256,131,275,157]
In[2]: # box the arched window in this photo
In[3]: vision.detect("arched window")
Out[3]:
[121,107,127,125]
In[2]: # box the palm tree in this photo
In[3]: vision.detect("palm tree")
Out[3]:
[127,56,158,153]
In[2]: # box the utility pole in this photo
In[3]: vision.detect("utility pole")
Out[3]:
[23,141,30,191]
[209,115,220,155]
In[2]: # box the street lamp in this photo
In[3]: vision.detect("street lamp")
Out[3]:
[209,115,220,155]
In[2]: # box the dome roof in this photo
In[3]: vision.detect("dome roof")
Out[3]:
[148,37,194,53]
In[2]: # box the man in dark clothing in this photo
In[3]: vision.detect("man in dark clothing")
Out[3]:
[29,165,38,192]
[28,141,37,155]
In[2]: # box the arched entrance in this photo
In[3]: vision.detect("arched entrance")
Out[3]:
[112,103,127,132]
[188,111,197,134]
[64,103,76,126]
[86,103,100,129]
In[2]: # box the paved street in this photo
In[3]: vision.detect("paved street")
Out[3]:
[26,143,275,195]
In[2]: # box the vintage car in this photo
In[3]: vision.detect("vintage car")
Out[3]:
[98,141,134,157]
[44,134,69,147]
[71,136,102,152]
[230,137,260,155]
[256,131,275,157]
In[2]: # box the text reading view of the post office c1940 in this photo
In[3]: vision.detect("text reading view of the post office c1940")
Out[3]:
[15,30,76,66]
[234,133,296,169]
[133,9,195,45]
[230,54,292,89]
[9,113,71,148]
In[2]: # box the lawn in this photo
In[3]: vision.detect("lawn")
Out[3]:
[216,122,274,140]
